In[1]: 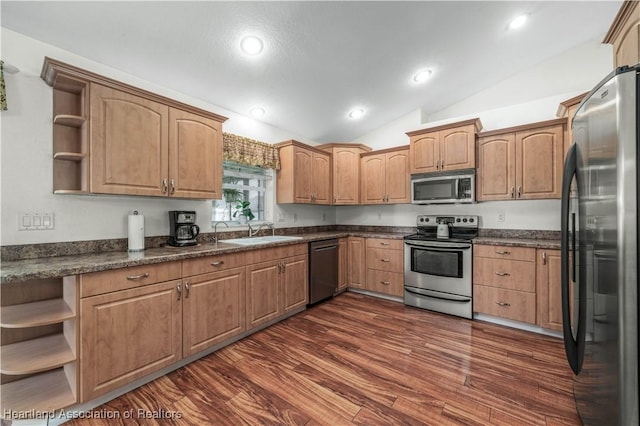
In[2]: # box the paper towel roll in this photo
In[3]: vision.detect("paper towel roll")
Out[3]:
[128,211,145,252]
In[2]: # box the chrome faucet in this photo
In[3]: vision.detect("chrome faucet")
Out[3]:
[248,222,275,237]
[213,221,229,243]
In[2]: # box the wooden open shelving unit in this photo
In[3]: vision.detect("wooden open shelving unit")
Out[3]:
[1,277,78,417]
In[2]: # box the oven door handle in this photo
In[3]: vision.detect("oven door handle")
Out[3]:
[405,287,471,303]
[405,241,471,250]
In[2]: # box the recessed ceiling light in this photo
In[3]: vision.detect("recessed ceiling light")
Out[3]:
[250,107,265,118]
[509,15,527,30]
[348,108,365,119]
[413,69,433,83]
[240,36,263,55]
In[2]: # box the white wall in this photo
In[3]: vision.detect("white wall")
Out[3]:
[342,37,613,230]
[0,29,328,245]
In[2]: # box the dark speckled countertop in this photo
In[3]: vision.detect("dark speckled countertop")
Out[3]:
[0,232,408,284]
[474,228,560,250]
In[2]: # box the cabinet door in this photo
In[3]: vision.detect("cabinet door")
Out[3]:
[440,125,476,171]
[182,268,246,357]
[337,238,348,292]
[169,108,223,199]
[80,280,182,402]
[333,148,360,205]
[312,152,332,204]
[246,260,280,329]
[385,150,410,204]
[90,84,169,196]
[347,237,366,289]
[281,255,308,314]
[293,147,313,203]
[516,125,564,199]
[477,134,516,201]
[409,131,439,174]
[536,250,563,331]
[360,154,386,204]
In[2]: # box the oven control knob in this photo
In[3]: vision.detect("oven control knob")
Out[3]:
[425,218,430,222]
[419,217,424,222]
[456,218,461,222]
[463,218,468,223]
[469,218,474,223]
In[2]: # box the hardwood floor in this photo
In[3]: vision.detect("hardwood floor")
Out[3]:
[70,292,580,425]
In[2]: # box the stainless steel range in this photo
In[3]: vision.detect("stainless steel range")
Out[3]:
[404,214,479,319]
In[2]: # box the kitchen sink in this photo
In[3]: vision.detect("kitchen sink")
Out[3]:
[221,235,304,245]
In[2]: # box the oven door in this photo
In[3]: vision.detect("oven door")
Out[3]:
[404,240,472,297]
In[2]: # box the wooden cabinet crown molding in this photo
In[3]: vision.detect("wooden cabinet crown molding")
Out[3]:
[477,117,567,138]
[556,92,589,118]
[405,117,483,137]
[603,1,639,44]
[315,142,372,153]
[274,139,337,156]
[360,144,410,157]
[41,57,228,123]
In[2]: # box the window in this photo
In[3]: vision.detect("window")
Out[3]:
[212,161,272,225]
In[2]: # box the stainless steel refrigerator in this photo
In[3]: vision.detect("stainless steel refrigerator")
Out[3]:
[561,64,638,425]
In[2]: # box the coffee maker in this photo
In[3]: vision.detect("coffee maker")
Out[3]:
[168,211,200,247]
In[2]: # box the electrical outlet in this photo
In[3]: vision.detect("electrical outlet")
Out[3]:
[19,212,55,231]
[322,213,326,221]
[497,212,505,223]
[377,212,382,220]
[278,212,285,222]
[293,213,298,222]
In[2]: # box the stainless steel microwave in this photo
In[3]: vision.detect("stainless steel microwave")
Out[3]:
[411,170,475,204]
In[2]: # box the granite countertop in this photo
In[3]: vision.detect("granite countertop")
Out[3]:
[473,236,560,250]
[0,231,408,284]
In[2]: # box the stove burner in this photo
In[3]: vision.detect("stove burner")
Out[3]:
[407,214,479,242]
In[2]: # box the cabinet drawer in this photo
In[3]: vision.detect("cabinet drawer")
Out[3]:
[473,257,535,292]
[474,244,535,262]
[473,285,536,324]
[366,238,403,251]
[182,252,246,277]
[366,269,404,297]
[80,262,182,298]
[366,248,403,273]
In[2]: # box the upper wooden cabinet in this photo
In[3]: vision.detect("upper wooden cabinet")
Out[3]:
[41,57,227,199]
[407,118,482,174]
[556,93,588,159]
[604,1,640,68]
[361,147,410,204]
[477,119,565,201]
[276,140,332,204]
[318,143,371,205]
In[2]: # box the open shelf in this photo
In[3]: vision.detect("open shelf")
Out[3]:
[53,189,90,195]
[0,368,76,413]
[54,152,86,162]
[1,299,75,328]
[1,333,75,375]
[53,114,86,127]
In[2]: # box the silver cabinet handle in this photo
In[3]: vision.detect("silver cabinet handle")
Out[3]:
[162,178,168,193]
[495,272,510,277]
[495,301,511,307]
[185,282,190,298]
[176,283,182,301]
[440,159,444,170]
[542,251,547,265]
[511,186,515,198]
[381,258,391,262]
[170,179,176,195]
[380,281,390,285]
[210,260,225,267]
[517,186,522,198]
[380,242,390,246]
[127,272,149,281]
[495,250,511,255]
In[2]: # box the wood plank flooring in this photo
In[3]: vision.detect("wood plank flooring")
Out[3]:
[70,292,580,425]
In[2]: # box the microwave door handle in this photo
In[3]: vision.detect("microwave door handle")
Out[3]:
[454,178,460,198]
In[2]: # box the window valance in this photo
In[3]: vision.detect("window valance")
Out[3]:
[223,133,280,170]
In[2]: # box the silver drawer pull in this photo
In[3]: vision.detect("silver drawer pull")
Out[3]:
[185,282,190,298]
[381,258,391,262]
[494,272,510,277]
[127,272,149,281]
[495,301,511,307]
[211,261,225,266]
[380,281,391,285]
[176,283,182,301]
[380,242,390,246]
[495,251,511,255]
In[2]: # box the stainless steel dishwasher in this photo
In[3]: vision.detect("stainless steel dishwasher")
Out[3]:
[308,239,338,304]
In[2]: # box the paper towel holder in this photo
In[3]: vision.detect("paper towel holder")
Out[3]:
[128,210,145,252]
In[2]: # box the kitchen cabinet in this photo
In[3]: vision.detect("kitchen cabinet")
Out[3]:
[477,119,565,201]
[347,237,366,289]
[536,249,563,331]
[245,244,308,329]
[407,118,482,174]
[604,0,640,68]
[1,277,78,413]
[276,140,332,204]
[337,238,348,293]
[364,238,404,297]
[473,244,537,324]
[318,143,371,205]
[41,57,227,199]
[360,147,410,204]
[557,93,588,158]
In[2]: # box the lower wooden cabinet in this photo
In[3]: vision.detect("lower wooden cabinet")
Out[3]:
[536,249,563,331]
[474,285,536,324]
[364,238,404,297]
[337,238,348,293]
[245,260,280,329]
[281,255,309,313]
[80,280,183,401]
[347,237,366,289]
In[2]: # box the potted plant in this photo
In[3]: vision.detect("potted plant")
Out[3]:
[233,200,255,224]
